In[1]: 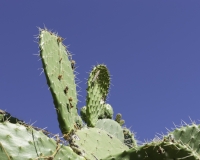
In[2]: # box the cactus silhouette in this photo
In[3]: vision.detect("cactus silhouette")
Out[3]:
[0,28,199,160]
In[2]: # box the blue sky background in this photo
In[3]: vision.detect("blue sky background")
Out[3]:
[0,1,200,143]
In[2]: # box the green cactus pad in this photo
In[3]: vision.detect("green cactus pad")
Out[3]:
[123,127,137,148]
[71,127,128,160]
[0,121,85,160]
[95,119,124,143]
[166,123,200,155]
[103,140,200,160]
[39,29,80,134]
[86,65,110,127]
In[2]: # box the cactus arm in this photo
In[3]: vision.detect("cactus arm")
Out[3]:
[85,65,110,127]
[39,29,80,134]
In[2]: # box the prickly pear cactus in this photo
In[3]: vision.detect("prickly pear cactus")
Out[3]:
[1,28,200,160]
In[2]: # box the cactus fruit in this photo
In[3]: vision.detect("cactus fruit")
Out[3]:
[115,113,125,126]
[39,29,81,134]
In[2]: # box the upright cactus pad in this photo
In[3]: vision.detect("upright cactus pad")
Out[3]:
[39,29,80,134]
[85,65,110,127]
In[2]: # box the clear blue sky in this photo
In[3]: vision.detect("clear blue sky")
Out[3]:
[0,1,200,143]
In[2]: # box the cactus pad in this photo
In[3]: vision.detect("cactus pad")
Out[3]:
[86,65,110,127]
[95,119,124,143]
[0,121,85,160]
[166,123,200,155]
[71,127,128,160]
[39,29,80,134]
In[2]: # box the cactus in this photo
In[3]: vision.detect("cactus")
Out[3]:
[84,64,111,127]
[39,29,81,135]
[1,28,200,160]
